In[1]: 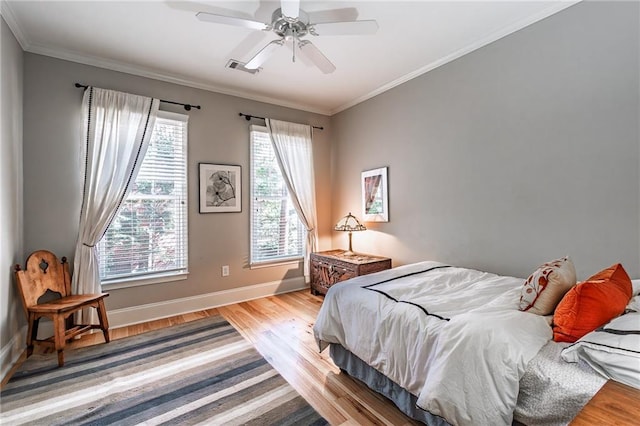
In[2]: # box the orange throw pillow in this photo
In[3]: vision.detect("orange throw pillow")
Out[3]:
[553,263,633,343]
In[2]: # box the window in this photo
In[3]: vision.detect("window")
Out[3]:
[98,111,188,284]
[250,125,304,265]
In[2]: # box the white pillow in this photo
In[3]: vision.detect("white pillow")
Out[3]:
[632,279,640,296]
[627,294,640,313]
[561,312,640,390]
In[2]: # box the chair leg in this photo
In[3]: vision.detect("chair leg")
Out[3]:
[53,313,66,367]
[96,299,110,343]
[26,314,39,358]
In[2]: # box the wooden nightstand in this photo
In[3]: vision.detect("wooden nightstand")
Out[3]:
[310,249,392,296]
[570,380,640,425]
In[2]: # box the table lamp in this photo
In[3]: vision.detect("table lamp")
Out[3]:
[334,212,366,255]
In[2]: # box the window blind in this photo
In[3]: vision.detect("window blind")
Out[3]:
[250,125,304,264]
[98,111,188,282]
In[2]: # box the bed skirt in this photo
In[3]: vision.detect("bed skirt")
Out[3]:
[329,344,449,426]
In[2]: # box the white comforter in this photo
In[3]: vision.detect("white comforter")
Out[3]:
[313,261,552,426]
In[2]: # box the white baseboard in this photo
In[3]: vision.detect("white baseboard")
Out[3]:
[1,277,308,382]
[1,326,26,382]
[108,276,308,328]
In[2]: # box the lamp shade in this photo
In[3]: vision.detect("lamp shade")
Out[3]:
[334,212,366,232]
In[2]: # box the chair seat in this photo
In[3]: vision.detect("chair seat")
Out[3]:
[29,293,109,314]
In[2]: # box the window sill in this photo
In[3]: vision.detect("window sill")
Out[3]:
[101,271,189,290]
[250,258,303,270]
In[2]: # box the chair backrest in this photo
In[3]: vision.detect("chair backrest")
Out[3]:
[14,250,72,312]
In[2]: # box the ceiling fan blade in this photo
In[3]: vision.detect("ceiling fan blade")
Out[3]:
[307,8,359,24]
[196,12,268,31]
[281,0,300,19]
[310,20,378,36]
[246,39,285,69]
[298,40,336,74]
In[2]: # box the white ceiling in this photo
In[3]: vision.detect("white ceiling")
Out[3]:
[2,1,578,115]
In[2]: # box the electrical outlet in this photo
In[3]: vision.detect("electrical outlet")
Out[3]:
[222,265,229,277]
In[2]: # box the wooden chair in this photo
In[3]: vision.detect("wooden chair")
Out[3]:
[14,250,110,367]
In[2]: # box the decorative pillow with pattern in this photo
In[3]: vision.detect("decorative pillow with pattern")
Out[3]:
[519,256,576,315]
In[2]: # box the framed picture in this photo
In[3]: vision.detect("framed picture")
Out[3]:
[361,167,389,222]
[199,163,241,213]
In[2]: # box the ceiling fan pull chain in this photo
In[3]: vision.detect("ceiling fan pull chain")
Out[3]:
[292,29,297,63]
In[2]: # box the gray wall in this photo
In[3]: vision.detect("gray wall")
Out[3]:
[1,16,24,362]
[22,54,333,311]
[331,1,640,280]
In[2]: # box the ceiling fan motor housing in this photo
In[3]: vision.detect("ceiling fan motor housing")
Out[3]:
[272,8,310,39]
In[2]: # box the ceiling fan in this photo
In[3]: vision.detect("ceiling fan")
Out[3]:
[196,0,378,74]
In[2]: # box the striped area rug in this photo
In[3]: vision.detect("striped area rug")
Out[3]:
[1,315,328,426]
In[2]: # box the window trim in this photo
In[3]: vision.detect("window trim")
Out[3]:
[249,258,303,270]
[249,125,305,268]
[101,271,189,290]
[98,109,189,288]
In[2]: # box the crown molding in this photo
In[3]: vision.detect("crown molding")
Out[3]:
[25,42,332,116]
[1,0,29,50]
[330,0,581,115]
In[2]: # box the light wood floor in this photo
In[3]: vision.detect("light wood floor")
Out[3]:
[3,290,420,425]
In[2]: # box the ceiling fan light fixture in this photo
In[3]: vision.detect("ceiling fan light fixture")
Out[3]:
[283,28,296,42]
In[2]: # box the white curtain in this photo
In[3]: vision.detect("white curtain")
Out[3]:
[266,119,318,280]
[73,87,159,324]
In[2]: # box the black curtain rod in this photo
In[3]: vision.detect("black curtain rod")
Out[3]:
[239,112,324,130]
[74,83,201,111]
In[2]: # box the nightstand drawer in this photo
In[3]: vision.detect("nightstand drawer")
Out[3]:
[310,249,391,296]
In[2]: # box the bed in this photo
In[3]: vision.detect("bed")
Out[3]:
[313,260,640,426]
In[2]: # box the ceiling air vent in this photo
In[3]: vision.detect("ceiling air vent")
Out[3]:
[226,59,260,74]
